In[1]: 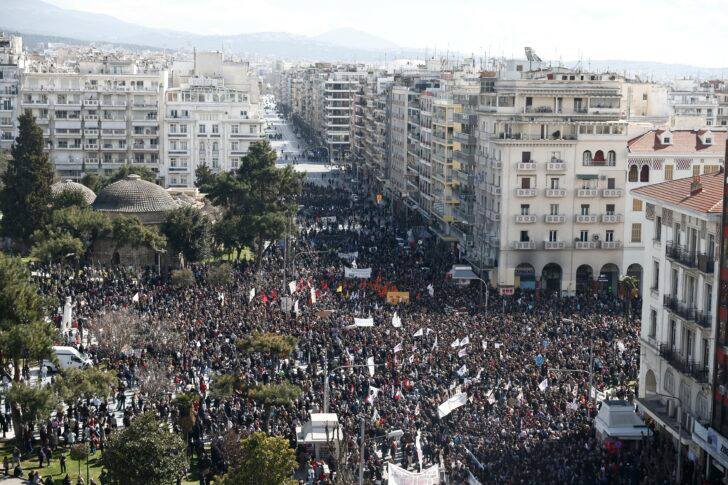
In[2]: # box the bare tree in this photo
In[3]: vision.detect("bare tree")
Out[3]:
[137,361,175,400]
[87,308,143,357]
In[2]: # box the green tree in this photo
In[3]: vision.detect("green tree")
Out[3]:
[209,373,244,400]
[98,165,157,190]
[53,367,117,405]
[30,231,84,264]
[194,164,215,189]
[4,382,55,445]
[69,443,90,478]
[79,172,99,192]
[172,391,198,443]
[248,381,301,432]
[103,411,188,485]
[221,432,297,485]
[0,111,55,244]
[0,152,8,191]
[52,189,89,210]
[237,332,297,358]
[111,215,166,255]
[200,141,302,269]
[161,206,212,263]
[206,263,233,287]
[170,268,195,288]
[49,206,112,259]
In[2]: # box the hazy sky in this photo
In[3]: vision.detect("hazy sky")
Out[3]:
[45,0,728,67]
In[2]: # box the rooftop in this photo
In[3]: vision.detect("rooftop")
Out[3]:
[628,129,727,154]
[93,174,178,213]
[631,171,724,215]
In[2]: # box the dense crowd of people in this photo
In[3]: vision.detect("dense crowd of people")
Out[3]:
[6,174,685,484]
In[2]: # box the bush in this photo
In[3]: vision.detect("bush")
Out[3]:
[206,263,233,287]
[170,268,195,288]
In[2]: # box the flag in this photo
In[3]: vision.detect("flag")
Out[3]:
[482,341,487,350]
[459,336,470,347]
[432,336,438,351]
[437,392,467,418]
[310,287,316,304]
[336,284,343,293]
[289,281,297,294]
[415,431,423,472]
[132,292,139,303]
[414,403,420,416]
[218,292,225,306]
[617,340,626,353]
[61,297,73,332]
[566,400,579,412]
[468,471,483,485]
[366,386,380,404]
[457,364,468,376]
[394,342,403,353]
[427,283,434,297]
[352,317,374,327]
[538,378,549,392]
[372,407,380,423]
[293,299,299,316]
[248,288,255,303]
[458,347,467,358]
[392,312,402,328]
[367,356,375,377]
[408,354,415,364]
[413,328,424,337]
[494,343,502,349]
[450,338,460,348]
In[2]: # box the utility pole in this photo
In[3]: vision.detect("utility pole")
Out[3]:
[587,342,594,409]
[358,417,365,485]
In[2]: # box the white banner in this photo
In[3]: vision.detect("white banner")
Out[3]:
[337,251,359,262]
[248,288,255,303]
[392,312,402,328]
[61,297,73,332]
[437,392,468,419]
[320,216,337,223]
[310,287,316,304]
[289,281,297,294]
[353,317,374,327]
[345,267,372,279]
[387,463,439,485]
[367,356,375,377]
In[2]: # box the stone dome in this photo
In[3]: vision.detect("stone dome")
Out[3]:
[93,174,178,213]
[51,179,97,204]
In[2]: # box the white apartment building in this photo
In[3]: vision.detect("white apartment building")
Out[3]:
[162,77,263,188]
[324,71,364,163]
[19,59,166,180]
[633,172,721,466]
[669,79,719,128]
[476,68,629,294]
[624,129,727,292]
[0,33,23,151]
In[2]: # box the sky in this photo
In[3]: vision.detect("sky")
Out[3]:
[44,0,728,67]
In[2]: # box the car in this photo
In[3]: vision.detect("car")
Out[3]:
[44,346,93,371]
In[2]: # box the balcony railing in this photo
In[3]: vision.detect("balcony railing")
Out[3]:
[515,188,536,197]
[665,242,698,269]
[600,241,622,249]
[545,188,566,197]
[695,311,713,329]
[658,344,708,383]
[601,213,623,223]
[663,294,697,322]
[546,161,566,172]
[515,214,537,224]
[575,214,598,223]
[512,241,536,250]
[544,214,565,224]
[602,188,623,198]
[517,162,537,171]
[697,253,715,274]
[575,241,598,249]
[577,188,598,197]
[544,241,566,250]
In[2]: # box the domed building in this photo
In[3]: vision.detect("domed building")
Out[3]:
[93,174,179,224]
[51,179,97,205]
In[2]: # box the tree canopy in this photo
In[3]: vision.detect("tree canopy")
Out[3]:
[161,206,212,262]
[237,332,298,357]
[221,432,297,485]
[98,165,157,190]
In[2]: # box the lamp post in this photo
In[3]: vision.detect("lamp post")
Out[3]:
[647,392,684,483]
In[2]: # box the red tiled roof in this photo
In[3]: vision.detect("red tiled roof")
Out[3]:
[631,171,724,214]
[627,129,727,154]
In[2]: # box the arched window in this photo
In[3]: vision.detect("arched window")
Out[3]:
[593,150,605,162]
[582,150,592,163]
[628,165,638,182]
[664,369,675,394]
[640,165,650,182]
[607,150,616,162]
[212,142,219,152]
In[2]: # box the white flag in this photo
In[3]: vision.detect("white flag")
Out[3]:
[289,281,297,294]
[415,431,423,472]
[413,328,424,337]
[538,378,549,392]
[486,390,496,405]
[482,340,488,350]
[468,470,483,485]
[457,364,468,376]
[61,297,73,332]
[392,312,402,328]
[367,356,375,377]
[248,287,255,303]
[617,340,626,353]
[494,343,502,349]
[459,336,470,347]
[218,292,225,306]
[293,299,299,316]
[352,317,374,327]
[372,407,380,422]
[437,392,468,418]
[366,386,380,404]
[427,283,434,297]
[132,292,139,303]
[310,287,316,304]
[450,338,460,348]
[394,342,403,353]
[458,347,468,358]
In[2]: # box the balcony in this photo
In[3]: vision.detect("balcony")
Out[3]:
[575,241,598,249]
[544,241,566,250]
[515,188,536,197]
[545,188,566,197]
[665,242,697,269]
[658,344,708,383]
[544,214,565,224]
[546,161,566,172]
[600,240,622,249]
[517,162,537,171]
[663,295,697,322]
[697,253,715,274]
[602,188,623,198]
[695,311,713,329]
[575,214,598,223]
[601,213,623,223]
[486,210,500,222]
[489,185,502,196]
[515,214,537,224]
[512,241,536,250]
[577,188,598,197]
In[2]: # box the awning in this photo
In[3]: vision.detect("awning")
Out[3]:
[448,265,479,280]
[595,399,652,440]
[577,174,599,180]
[693,421,728,469]
[635,397,692,445]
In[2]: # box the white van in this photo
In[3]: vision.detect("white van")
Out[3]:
[45,346,93,371]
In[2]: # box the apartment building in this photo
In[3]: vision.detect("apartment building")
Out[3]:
[352,73,391,193]
[20,59,166,180]
[632,172,721,478]
[475,68,628,294]
[0,33,23,151]
[624,129,727,292]
[669,79,719,128]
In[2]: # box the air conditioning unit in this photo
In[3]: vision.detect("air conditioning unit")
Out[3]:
[592,234,600,241]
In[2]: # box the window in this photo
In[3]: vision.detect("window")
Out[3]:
[212,124,219,134]
[550,178,560,189]
[706,284,713,314]
[649,309,657,338]
[549,204,559,215]
[606,230,614,242]
[606,204,615,215]
[639,165,650,182]
[520,204,530,215]
[549,230,558,242]
[231,141,239,152]
[520,231,530,242]
[708,234,715,259]
[628,165,638,182]
[633,199,643,211]
[580,230,589,242]
[693,164,701,177]
[607,150,616,163]
[631,223,642,243]
[199,124,206,134]
[665,165,673,180]
[521,178,531,189]
[607,178,616,189]
[169,124,177,134]
[643,93,648,101]
[231,124,239,134]
[582,150,592,163]
[180,124,187,134]
[655,217,662,241]
[669,320,676,352]
[663,136,671,144]
[580,204,590,215]
[521,151,531,163]
[652,261,660,290]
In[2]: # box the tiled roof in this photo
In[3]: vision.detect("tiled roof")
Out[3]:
[631,171,724,214]
[51,179,96,204]
[628,129,727,154]
[93,175,178,213]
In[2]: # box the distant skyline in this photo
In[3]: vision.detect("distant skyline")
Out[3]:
[45,0,728,68]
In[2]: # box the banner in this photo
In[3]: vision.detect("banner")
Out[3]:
[427,283,434,297]
[438,392,467,419]
[61,297,73,332]
[320,216,337,223]
[392,312,402,328]
[248,288,255,303]
[310,287,317,304]
[289,281,297,294]
[387,463,439,485]
[386,291,410,304]
[352,317,374,327]
[345,267,372,279]
[367,356,375,377]
[337,251,359,262]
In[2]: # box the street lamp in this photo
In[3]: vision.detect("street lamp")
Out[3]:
[646,392,684,483]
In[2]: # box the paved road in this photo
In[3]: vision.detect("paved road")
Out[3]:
[264,108,310,162]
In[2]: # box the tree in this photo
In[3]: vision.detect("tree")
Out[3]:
[194,164,215,189]
[161,206,212,263]
[0,152,9,191]
[111,215,166,254]
[86,308,143,357]
[98,165,156,190]
[248,381,301,432]
[48,206,112,259]
[0,111,55,244]
[52,189,89,210]
[79,172,99,192]
[172,391,198,441]
[237,332,297,358]
[30,232,84,264]
[221,432,297,485]
[170,268,195,288]
[209,373,243,400]
[69,443,90,479]
[4,382,55,447]
[206,263,233,287]
[53,367,116,405]
[200,141,303,269]
[103,411,188,485]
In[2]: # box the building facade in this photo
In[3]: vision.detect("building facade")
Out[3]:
[0,33,22,151]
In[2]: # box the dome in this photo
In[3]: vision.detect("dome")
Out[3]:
[93,174,178,213]
[51,179,97,204]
